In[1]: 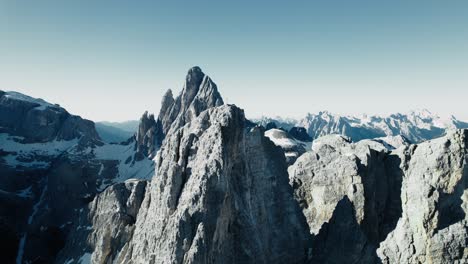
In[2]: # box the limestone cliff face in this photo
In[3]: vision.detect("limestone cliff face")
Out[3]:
[134,111,160,160]
[289,130,468,264]
[71,105,311,264]
[56,180,147,264]
[123,105,311,264]
[378,129,468,263]
[289,135,400,263]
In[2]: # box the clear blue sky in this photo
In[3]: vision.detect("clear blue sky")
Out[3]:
[1,0,467,121]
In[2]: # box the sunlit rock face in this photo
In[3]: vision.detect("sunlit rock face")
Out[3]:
[289,130,468,264]
[119,105,311,264]
[378,130,468,263]
[134,66,224,161]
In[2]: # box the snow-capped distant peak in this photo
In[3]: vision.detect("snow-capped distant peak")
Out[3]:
[409,108,435,119]
[260,108,468,144]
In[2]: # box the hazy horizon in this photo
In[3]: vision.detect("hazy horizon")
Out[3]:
[2,1,467,122]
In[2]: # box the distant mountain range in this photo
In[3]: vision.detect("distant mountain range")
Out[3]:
[255,109,468,144]
[95,121,138,143]
[97,109,468,146]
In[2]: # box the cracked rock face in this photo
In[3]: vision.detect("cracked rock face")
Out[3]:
[289,130,468,263]
[134,111,160,160]
[134,66,224,160]
[378,129,468,263]
[56,179,147,264]
[119,105,311,264]
[289,135,401,263]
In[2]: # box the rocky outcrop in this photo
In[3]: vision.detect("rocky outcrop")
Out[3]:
[289,130,468,263]
[0,91,100,144]
[134,67,224,161]
[134,111,160,160]
[88,105,311,264]
[377,129,468,263]
[56,180,147,264]
[289,135,400,263]
[158,66,224,135]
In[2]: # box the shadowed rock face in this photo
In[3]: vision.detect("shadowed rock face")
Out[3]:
[127,105,310,264]
[289,135,402,263]
[289,127,312,142]
[134,66,224,160]
[310,196,381,264]
[55,180,147,264]
[0,91,156,264]
[289,130,468,264]
[378,129,468,263]
[134,111,160,160]
[0,91,100,144]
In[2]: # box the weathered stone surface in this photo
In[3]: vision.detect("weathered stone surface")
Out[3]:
[159,66,224,136]
[289,130,468,263]
[119,105,311,264]
[56,179,147,264]
[289,135,400,263]
[377,129,468,263]
[134,66,224,161]
[134,111,159,160]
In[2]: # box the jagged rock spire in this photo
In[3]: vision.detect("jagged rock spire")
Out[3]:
[159,66,224,135]
[134,111,159,160]
[134,66,224,160]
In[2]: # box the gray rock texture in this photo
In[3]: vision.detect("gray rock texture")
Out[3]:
[289,135,398,263]
[134,111,159,160]
[158,66,224,135]
[80,105,311,264]
[56,180,147,264]
[289,130,468,264]
[377,129,468,263]
[134,66,224,161]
